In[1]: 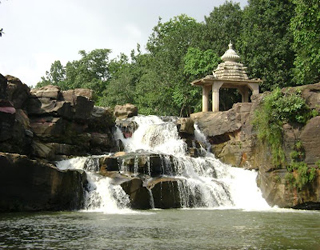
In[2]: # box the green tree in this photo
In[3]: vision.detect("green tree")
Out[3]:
[184,48,220,79]
[201,1,243,55]
[99,53,136,107]
[141,15,203,116]
[290,0,320,85]
[38,60,66,87]
[37,49,111,100]
[239,0,295,91]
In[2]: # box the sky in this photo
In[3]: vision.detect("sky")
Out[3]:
[0,0,247,87]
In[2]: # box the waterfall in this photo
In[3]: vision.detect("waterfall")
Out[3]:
[56,157,131,214]
[56,115,270,212]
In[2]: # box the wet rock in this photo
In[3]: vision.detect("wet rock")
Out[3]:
[151,178,182,209]
[257,168,320,208]
[115,119,138,138]
[177,117,194,135]
[191,102,255,169]
[120,178,151,209]
[31,141,82,160]
[90,132,114,154]
[100,152,176,177]
[0,152,87,212]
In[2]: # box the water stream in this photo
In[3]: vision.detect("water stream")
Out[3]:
[57,115,270,213]
[2,115,320,249]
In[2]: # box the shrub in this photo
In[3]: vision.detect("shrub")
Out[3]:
[253,88,317,167]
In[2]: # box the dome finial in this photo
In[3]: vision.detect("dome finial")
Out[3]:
[221,41,240,62]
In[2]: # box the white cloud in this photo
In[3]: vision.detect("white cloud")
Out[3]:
[0,0,248,87]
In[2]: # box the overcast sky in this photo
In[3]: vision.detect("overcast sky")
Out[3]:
[0,0,247,87]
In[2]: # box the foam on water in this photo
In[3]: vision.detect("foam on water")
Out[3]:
[56,115,271,212]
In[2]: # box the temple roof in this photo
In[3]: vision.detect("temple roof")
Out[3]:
[190,42,262,86]
[213,42,249,80]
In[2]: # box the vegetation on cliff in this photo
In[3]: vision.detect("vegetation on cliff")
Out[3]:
[253,87,319,190]
[37,0,320,116]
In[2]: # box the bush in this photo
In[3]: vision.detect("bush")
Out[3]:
[286,162,317,190]
[253,87,317,167]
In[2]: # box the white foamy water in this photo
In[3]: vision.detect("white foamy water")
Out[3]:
[120,115,270,210]
[56,157,133,214]
[56,115,270,212]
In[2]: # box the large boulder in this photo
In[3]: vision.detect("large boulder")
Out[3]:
[176,117,194,135]
[25,86,116,159]
[6,75,30,109]
[0,153,87,212]
[150,177,183,209]
[30,85,61,99]
[120,176,183,209]
[191,102,255,168]
[114,104,138,120]
[301,82,320,113]
[88,106,115,132]
[120,178,151,209]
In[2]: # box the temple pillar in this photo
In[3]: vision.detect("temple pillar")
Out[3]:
[248,82,259,95]
[238,86,249,102]
[202,86,210,112]
[212,81,223,112]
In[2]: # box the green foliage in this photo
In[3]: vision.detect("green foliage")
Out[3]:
[184,48,220,78]
[37,0,320,116]
[290,0,320,85]
[202,1,243,55]
[253,88,316,166]
[286,162,317,190]
[142,14,203,116]
[239,0,295,91]
[37,49,112,103]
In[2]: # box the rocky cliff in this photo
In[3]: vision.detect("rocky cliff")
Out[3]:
[1,73,320,211]
[0,152,87,212]
[191,83,320,209]
[0,74,115,211]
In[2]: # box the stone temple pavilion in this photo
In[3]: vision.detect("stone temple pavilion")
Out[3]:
[190,42,262,112]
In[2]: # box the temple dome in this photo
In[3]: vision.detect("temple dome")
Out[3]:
[221,42,240,62]
[213,42,248,80]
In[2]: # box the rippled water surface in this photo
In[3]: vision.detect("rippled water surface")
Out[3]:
[1,209,319,250]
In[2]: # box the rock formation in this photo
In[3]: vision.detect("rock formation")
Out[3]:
[0,74,115,211]
[1,72,320,211]
[0,152,87,212]
[191,83,320,209]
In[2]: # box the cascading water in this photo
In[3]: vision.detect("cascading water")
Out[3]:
[57,157,131,214]
[57,115,270,212]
